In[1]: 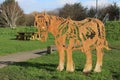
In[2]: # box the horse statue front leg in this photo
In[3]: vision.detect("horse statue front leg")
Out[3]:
[55,39,65,71]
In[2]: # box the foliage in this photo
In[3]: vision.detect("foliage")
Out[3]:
[17,13,35,26]
[59,3,87,20]
[23,14,34,26]
[105,21,120,41]
[59,2,120,21]
[104,3,119,21]
[86,2,120,21]
[87,7,96,18]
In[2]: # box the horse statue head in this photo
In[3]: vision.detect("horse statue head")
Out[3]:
[34,11,50,42]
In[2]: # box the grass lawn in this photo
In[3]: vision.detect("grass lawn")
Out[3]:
[0,41,119,80]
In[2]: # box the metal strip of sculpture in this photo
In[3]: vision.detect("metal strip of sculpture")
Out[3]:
[34,12,110,73]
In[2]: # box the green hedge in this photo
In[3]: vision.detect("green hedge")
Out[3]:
[105,21,120,41]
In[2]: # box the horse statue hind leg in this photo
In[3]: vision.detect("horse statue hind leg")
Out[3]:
[94,45,104,72]
[66,39,75,72]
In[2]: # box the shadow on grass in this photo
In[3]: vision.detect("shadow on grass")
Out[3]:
[13,62,86,73]
[75,68,83,72]
[0,61,15,66]
[13,62,57,72]
[10,38,16,40]
[112,72,120,80]
[34,51,47,55]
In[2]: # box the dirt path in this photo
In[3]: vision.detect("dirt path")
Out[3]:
[0,49,47,68]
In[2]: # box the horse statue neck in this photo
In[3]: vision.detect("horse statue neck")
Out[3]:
[48,15,65,37]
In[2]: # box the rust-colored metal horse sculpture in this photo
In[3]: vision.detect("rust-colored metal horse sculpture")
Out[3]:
[34,12,110,73]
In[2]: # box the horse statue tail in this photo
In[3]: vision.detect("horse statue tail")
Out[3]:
[94,18,111,50]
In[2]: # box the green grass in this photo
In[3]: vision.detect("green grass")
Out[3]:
[0,27,54,55]
[105,21,120,41]
[0,41,120,80]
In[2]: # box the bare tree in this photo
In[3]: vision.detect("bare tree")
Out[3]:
[0,0,23,28]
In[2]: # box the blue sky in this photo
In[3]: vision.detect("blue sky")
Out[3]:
[0,0,120,14]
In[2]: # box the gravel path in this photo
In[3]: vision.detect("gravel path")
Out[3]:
[0,49,47,68]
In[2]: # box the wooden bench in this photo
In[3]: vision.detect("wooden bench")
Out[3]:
[16,32,35,40]
[30,32,39,40]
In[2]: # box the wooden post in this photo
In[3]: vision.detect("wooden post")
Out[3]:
[47,45,57,54]
[47,46,52,54]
